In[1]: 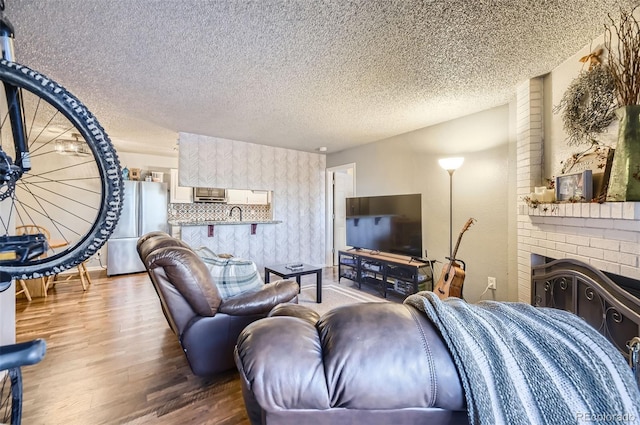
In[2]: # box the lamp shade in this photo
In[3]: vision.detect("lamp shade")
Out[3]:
[438,157,464,171]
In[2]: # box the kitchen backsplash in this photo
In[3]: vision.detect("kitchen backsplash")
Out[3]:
[168,203,272,222]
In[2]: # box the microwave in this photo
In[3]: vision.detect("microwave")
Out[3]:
[193,187,227,203]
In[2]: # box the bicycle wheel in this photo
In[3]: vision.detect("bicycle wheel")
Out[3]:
[0,59,122,279]
[0,367,21,425]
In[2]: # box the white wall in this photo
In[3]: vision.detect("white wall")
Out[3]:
[328,104,517,302]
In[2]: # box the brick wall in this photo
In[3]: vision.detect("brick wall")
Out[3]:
[516,78,640,303]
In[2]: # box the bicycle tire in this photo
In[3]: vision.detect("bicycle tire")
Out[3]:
[0,367,21,424]
[0,60,122,279]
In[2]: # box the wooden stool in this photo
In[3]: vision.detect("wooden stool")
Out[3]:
[46,262,92,293]
[15,279,32,301]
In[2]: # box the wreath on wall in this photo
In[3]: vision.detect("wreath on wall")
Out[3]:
[553,52,617,146]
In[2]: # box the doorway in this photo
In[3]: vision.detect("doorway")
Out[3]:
[325,164,356,266]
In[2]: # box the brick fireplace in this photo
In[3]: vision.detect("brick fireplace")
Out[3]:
[516,78,640,303]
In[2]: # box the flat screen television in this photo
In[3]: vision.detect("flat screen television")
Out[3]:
[345,193,422,257]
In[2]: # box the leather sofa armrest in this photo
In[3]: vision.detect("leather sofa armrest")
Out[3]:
[235,316,331,410]
[219,279,299,316]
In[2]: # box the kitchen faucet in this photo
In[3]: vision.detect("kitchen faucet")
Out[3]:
[229,206,243,221]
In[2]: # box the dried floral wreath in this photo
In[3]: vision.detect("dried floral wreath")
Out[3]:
[553,62,617,146]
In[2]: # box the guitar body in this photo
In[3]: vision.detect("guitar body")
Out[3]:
[434,261,465,300]
[433,218,476,300]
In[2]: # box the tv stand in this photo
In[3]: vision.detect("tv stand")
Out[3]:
[338,250,434,298]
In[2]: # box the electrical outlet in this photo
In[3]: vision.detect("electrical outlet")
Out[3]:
[488,277,497,290]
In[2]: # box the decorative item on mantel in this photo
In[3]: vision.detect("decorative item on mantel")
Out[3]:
[554,49,616,147]
[524,179,555,208]
[559,144,614,201]
[604,7,640,201]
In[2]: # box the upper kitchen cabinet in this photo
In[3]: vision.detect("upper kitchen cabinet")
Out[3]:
[226,189,247,204]
[170,168,193,203]
[246,190,269,204]
[227,189,270,205]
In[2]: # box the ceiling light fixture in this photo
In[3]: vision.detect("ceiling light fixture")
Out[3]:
[317,146,328,153]
[54,133,90,156]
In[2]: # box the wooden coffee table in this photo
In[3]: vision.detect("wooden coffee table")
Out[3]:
[264,263,322,303]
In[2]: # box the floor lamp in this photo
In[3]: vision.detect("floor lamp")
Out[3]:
[438,157,464,259]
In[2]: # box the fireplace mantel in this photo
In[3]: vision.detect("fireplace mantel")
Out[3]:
[521,202,640,221]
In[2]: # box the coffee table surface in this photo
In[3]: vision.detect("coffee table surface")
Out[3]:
[264,263,323,303]
[265,263,321,276]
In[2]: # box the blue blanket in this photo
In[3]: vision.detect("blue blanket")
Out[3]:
[404,292,640,425]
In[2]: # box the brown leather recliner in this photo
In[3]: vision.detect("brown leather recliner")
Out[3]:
[234,302,468,425]
[137,232,300,376]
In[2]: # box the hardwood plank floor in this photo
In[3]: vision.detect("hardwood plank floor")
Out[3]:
[15,271,252,425]
[14,266,395,424]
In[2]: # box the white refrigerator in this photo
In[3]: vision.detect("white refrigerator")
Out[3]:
[107,180,168,276]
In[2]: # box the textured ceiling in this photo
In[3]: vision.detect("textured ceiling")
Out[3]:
[5,0,639,155]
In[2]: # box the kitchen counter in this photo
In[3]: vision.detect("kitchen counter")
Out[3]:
[168,220,282,226]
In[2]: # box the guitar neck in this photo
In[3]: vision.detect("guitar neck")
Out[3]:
[450,232,464,261]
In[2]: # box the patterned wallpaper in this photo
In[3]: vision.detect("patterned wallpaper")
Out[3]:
[178,132,326,270]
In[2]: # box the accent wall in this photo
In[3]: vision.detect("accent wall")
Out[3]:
[178,132,326,271]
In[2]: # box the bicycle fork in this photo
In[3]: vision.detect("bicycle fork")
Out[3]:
[0,10,30,174]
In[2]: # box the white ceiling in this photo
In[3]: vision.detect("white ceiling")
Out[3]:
[5,0,639,156]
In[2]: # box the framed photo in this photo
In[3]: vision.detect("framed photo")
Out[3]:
[555,170,593,202]
[560,146,613,199]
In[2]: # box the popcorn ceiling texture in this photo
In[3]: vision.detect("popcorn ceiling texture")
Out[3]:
[6,0,639,155]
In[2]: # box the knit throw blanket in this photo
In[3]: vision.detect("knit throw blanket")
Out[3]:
[404,292,640,425]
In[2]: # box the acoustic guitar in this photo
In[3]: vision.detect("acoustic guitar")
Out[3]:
[434,218,476,300]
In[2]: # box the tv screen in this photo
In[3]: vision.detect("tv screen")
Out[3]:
[345,194,422,257]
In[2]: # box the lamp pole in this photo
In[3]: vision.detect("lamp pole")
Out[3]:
[438,157,464,261]
[447,169,454,259]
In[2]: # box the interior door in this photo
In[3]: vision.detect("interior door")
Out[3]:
[332,170,354,265]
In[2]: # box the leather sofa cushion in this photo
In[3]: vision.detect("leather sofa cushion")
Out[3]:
[235,303,465,413]
[318,303,464,410]
[147,246,222,316]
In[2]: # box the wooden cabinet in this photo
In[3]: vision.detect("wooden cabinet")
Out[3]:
[170,169,192,203]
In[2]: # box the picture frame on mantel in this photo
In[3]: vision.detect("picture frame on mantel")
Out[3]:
[560,146,614,200]
[556,170,593,202]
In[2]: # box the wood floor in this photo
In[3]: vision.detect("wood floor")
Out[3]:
[14,270,265,425]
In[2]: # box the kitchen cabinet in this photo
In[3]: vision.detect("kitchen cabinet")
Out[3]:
[227,189,270,205]
[226,189,247,204]
[247,190,269,204]
[170,169,192,203]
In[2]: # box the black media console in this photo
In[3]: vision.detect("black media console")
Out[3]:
[338,250,434,298]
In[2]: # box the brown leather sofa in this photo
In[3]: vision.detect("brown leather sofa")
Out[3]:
[234,302,469,425]
[137,232,300,376]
